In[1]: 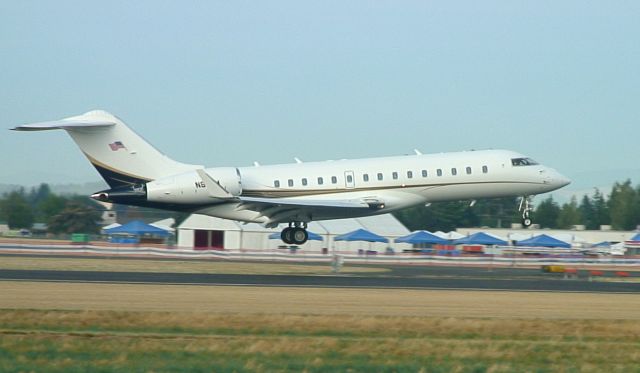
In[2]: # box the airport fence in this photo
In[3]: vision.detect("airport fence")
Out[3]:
[1,241,640,268]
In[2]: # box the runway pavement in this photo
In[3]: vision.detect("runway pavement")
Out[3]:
[1,268,638,293]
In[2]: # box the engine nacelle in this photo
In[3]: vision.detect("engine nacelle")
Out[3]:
[146,167,242,204]
[91,167,242,206]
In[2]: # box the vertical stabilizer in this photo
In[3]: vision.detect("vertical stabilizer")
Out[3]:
[13,110,201,187]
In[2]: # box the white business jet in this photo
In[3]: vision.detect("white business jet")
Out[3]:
[13,110,570,245]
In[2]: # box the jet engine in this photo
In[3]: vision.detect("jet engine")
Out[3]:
[92,167,242,206]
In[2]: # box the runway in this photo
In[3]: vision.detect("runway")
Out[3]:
[1,267,638,293]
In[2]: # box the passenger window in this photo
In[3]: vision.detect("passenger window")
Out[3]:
[466,167,472,175]
[377,173,383,181]
[363,174,369,182]
[274,180,280,188]
[302,178,308,186]
[407,171,413,179]
[392,172,398,180]
[347,174,353,183]
[421,170,427,177]
[482,165,488,173]
[451,168,457,176]
[288,179,294,187]
[317,177,323,185]
[437,169,442,177]
[331,176,337,184]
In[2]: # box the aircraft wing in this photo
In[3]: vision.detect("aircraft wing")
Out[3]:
[237,196,384,227]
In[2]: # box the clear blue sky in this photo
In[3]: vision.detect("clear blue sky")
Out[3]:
[1,1,639,200]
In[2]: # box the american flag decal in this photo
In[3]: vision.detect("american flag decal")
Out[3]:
[109,141,125,151]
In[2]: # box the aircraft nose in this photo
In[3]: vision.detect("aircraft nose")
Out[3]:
[545,169,571,189]
[557,174,571,188]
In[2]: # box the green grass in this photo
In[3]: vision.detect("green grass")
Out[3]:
[1,310,639,372]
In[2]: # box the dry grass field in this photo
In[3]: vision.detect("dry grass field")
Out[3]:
[0,256,639,372]
[2,281,640,319]
[0,281,639,372]
[0,308,639,373]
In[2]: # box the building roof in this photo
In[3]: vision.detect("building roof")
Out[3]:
[150,218,176,232]
[178,213,409,237]
[355,214,410,236]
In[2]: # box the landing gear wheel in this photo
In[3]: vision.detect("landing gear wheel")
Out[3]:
[291,228,309,245]
[519,196,534,228]
[281,227,294,244]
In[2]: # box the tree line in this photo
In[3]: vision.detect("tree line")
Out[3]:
[1,180,640,234]
[0,184,184,235]
[0,184,102,234]
[394,179,640,232]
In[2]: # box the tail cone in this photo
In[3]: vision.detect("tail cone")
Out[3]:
[91,184,147,204]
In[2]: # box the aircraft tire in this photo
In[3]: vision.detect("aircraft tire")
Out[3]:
[522,218,532,227]
[292,228,308,245]
[281,227,294,244]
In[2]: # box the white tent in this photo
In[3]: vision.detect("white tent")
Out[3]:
[434,231,465,240]
[150,218,176,233]
[100,223,121,234]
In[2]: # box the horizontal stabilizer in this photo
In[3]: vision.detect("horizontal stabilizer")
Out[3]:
[13,114,116,131]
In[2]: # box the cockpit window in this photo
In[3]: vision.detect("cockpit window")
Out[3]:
[511,157,539,166]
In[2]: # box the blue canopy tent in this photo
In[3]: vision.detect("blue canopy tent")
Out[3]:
[395,230,448,245]
[515,234,571,248]
[104,220,170,236]
[628,233,640,241]
[268,231,324,241]
[453,232,507,246]
[334,228,388,254]
[104,220,170,243]
[334,229,388,243]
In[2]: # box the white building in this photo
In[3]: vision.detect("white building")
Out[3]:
[177,213,411,253]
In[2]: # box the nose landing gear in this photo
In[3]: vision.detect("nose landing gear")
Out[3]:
[519,196,533,227]
[281,222,309,245]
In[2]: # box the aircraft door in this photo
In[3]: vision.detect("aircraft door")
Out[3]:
[344,170,355,189]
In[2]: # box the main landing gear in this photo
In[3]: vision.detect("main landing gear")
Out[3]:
[281,222,309,245]
[519,196,533,227]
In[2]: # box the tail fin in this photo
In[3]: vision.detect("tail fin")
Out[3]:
[13,110,201,188]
